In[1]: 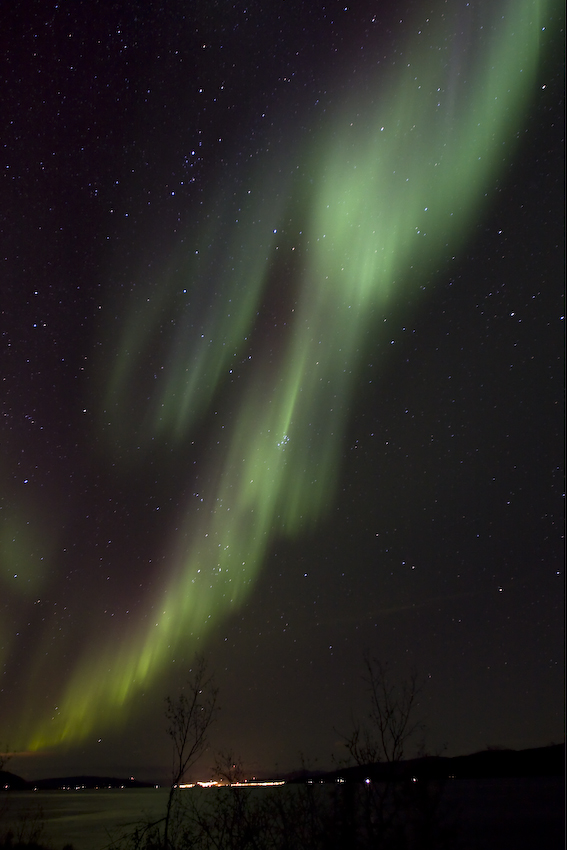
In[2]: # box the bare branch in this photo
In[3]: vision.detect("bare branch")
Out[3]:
[343,655,425,767]
[163,655,218,850]
[165,654,219,787]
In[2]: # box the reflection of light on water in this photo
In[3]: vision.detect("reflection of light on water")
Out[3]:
[179,779,286,789]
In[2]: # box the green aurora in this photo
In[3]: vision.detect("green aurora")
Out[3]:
[25,0,548,750]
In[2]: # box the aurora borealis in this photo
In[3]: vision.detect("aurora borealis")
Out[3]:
[1,0,564,780]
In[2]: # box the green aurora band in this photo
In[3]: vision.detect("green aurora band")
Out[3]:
[26,0,548,750]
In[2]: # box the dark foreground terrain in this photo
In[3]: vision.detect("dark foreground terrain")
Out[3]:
[1,745,564,850]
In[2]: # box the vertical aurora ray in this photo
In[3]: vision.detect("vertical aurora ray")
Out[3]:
[100,160,293,450]
[26,0,547,750]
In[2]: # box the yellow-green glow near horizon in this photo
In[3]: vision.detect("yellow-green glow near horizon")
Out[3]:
[27,0,547,750]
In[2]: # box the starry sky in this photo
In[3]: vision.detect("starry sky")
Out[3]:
[1,0,564,783]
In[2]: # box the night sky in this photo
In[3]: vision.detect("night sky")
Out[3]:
[2,0,564,784]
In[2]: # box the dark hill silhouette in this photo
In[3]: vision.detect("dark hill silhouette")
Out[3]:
[0,770,30,790]
[0,772,155,790]
[288,742,565,784]
[1,743,563,790]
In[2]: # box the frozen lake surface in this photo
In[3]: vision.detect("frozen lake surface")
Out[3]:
[0,787,169,849]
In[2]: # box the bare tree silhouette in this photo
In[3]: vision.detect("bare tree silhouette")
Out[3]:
[163,655,218,849]
[345,655,425,767]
